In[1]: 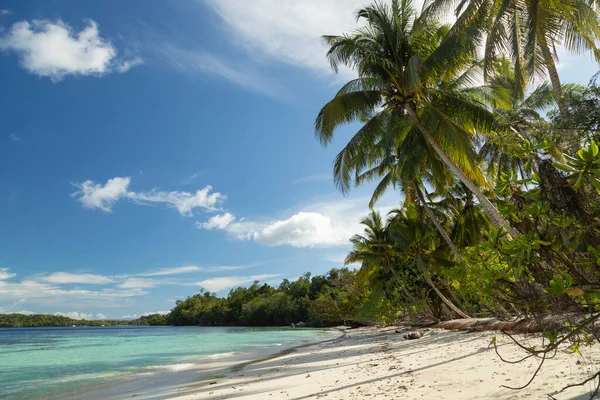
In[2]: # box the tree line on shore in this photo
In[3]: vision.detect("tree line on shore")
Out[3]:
[0,313,167,327]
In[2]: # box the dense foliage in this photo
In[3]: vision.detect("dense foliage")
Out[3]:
[168,269,371,327]
[0,313,167,327]
[312,0,600,393]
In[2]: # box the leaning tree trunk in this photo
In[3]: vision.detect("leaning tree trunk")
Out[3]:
[405,106,520,239]
[539,36,567,116]
[539,35,579,152]
[415,184,470,269]
[423,272,470,319]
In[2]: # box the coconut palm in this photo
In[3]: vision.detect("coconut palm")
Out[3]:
[315,0,519,237]
[424,0,600,117]
[347,208,470,318]
[476,60,584,177]
[387,204,470,317]
[348,124,473,268]
[430,182,491,247]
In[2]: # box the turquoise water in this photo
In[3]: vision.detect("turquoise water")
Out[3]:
[0,326,331,399]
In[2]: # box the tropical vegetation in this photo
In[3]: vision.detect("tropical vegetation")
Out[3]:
[5,0,600,393]
[0,313,168,327]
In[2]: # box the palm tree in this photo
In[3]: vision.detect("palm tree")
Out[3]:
[315,0,519,237]
[476,59,584,174]
[347,208,470,318]
[429,182,490,247]
[349,124,473,268]
[425,0,600,118]
[387,204,470,318]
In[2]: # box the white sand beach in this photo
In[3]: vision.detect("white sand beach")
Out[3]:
[78,326,600,400]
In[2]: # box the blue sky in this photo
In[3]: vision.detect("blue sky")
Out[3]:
[0,0,598,320]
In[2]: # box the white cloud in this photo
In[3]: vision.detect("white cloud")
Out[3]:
[73,177,131,213]
[0,9,12,16]
[252,212,351,247]
[0,268,16,280]
[0,19,142,81]
[197,213,235,230]
[117,278,160,289]
[54,311,95,320]
[201,197,395,248]
[131,186,225,216]
[197,274,281,292]
[139,264,245,276]
[96,313,107,319]
[41,272,114,285]
[141,266,202,276]
[13,310,35,315]
[0,279,147,308]
[10,133,23,142]
[72,176,226,216]
[203,0,366,77]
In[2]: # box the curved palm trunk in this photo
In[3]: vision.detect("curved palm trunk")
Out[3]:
[423,272,470,319]
[539,36,567,116]
[405,107,520,239]
[414,184,470,269]
[538,36,580,152]
[385,263,436,319]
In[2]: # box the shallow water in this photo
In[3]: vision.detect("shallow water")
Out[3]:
[0,326,330,399]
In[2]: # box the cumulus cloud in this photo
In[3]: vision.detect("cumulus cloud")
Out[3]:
[198,197,395,248]
[197,213,235,230]
[197,274,281,292]
[41,272,114,285]
[0,268,16,280]
[72,176,226,216]
[54,311,102,320]
[0,19,142,81]
[251,212,350,247]
[73,177,131,213]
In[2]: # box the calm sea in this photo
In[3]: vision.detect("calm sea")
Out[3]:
[0,326,331,399]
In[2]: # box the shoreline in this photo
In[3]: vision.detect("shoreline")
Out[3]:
[58,328,344,400]
[175,326,599,400]
[49,326,600,399]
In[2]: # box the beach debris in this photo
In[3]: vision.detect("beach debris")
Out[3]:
[209,381,217,385]
[306,373,312,378]
[403,331,423,340]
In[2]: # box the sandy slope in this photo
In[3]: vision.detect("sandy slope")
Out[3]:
[169,326,600,400]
